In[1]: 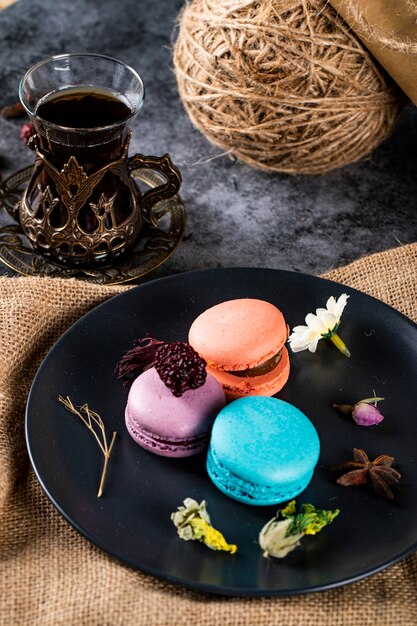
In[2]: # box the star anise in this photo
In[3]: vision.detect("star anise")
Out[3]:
[334,448,401,500]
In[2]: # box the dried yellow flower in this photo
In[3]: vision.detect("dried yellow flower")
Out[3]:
[259,500,340,558]
[171,498,237,554]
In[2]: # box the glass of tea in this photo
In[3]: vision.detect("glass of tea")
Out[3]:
[19,53,181,266]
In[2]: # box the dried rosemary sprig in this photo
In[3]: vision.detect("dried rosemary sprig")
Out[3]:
[58,396,117,497]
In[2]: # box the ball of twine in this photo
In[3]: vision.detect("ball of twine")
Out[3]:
[173,0,403,175]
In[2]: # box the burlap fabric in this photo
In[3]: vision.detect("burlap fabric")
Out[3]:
[1,243,416,626]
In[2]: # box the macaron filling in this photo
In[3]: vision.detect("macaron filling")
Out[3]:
[225,349,283,377]
[207,444,310,505]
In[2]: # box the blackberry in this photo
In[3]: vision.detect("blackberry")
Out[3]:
[155,341,207,397]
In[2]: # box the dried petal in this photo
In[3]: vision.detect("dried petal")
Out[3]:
[171,497,211,530]
[352,402,384,426]
[293,503,340,536]
[1,101,25,118]
[189,518,237,554]
[115,335,164,386]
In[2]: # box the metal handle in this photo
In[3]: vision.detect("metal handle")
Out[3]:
[128,153,182,227]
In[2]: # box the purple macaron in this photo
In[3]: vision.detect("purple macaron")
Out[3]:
[125,367,226,457]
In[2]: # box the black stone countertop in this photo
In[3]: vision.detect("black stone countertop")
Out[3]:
[0,0,416,280]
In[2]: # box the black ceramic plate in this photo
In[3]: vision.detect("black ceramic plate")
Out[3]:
[25,268,417,596]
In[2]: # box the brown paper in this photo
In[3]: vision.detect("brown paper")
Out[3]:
[329,0,417,105]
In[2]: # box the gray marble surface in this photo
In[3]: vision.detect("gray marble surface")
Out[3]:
[0,0,416,281]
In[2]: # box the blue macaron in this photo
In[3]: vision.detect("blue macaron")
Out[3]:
[206,396,320,505]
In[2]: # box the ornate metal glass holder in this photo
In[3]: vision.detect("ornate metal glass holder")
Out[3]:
[15,53,184,275]
[20,131,182,267]
[0,165,185,285]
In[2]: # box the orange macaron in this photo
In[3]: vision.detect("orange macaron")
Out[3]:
[188,298,290,400]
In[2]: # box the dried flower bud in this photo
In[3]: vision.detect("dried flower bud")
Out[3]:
[333,395,385,427]
[19,122,35,144]
[352,401,384,426]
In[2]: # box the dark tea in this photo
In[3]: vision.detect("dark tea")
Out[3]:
[34,87,134,167]
[36,87,132,128]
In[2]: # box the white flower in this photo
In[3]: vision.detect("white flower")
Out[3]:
[288,294,350,356]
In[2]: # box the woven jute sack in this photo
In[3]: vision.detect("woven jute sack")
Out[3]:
[1,243,416,626]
